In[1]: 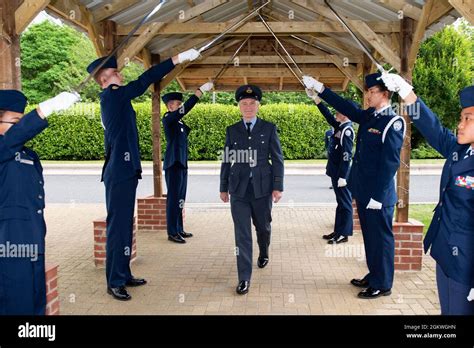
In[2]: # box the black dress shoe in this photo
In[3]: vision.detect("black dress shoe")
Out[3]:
[179,231,193,238]
[107,286,131,301]
[168,234,186,243]
[350,278,370,288]
[358,287,392,299]
[126,277,147,287]
[236,281,250,295]
[323,232,336,240]
[257,257,269,269]
[328,235,348,244]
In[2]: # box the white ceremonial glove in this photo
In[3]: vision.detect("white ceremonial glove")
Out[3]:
[366,198,383,210]
[178,48,200,64]
[199,82,214,93]
[303,75,324,94]
[337,178,347,187]
[381,73,413,99]
[468,288,474,302]
[305,88,321,104]
[38,92,81,117]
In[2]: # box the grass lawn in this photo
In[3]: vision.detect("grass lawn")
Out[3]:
[408,204,437,235]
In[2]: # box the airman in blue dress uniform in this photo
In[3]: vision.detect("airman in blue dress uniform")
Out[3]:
[325,127,335,190]
[0,90,78,314]
[303,73,406,299]
[306,89,354,244]
[382,73,474,315]
[220,85,284,295]
[162,82,214,244]
[87,48,200,301]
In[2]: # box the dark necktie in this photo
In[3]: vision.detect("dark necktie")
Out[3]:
[246,122,252,136]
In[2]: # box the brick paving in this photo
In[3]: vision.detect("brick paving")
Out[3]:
[44,203,440,315]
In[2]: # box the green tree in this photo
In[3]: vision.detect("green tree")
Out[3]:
[21,20,147,104]
[412,22,473,147]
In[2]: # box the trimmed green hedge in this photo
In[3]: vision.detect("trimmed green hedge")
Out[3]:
[26,102,330,161]
[25,102,444,160]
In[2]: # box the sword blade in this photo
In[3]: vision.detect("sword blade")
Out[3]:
[75,0,168,92]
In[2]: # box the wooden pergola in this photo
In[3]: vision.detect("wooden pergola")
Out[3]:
[1,0,473,224]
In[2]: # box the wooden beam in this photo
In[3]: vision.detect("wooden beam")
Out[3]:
[103,20,116,55]
[263,9,354,57]
[46,1,88,31]
[180,82,346,92]
[153,9,255,58]
[289,0,402,67]
[116,20,401,35]
[200,55,362,64]
[328,55,364,91]
[92,0,140,22]
[15,0,50,34]
[141,48,152,69]
[118,22,166,69]
[428,0,453,26]
[118,0,228,69]
[342,77,350,91]
[179,67,345,78]
[408,0,435,70]
[151,54,163,197]
[158,37,213,58]
[353,21,402,72]
[448,0,473,24]
[1,0,21,89]
[159,39,241,90]
[176,77,186,90]
[396,17,415,223]
[76,0,105,56]
[376,0,422,20]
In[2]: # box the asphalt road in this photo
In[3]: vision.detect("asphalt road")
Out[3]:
[44,174,441,204]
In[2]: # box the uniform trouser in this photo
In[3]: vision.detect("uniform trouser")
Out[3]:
[356,200,395,290]
[230,181,273,282]
[165,164,188,237]
[0,253,46,315]
[436,263,474,315]
[330,177,353,237]
[104,176,138,288]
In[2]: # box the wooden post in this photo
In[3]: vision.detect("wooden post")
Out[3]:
[103,20,116,55]
[395,17,415,223]
[151,53,163,197]
[0,0,21,89]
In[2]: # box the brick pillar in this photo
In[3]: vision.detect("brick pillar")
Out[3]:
[93,217,137,268]
[353,201,424,271]
[393,219,424,271]
[136,195,167,231]
[45,263,59,315]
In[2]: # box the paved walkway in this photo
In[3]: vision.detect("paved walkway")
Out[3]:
[45,203,440,315]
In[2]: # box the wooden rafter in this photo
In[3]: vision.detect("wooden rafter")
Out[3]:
[201,55,362,64]
[448,0,474,24]
[179,67,345,78]
[76,0,105,56]
[408,0,435,70]
[328,55,364,91]
[92,0,141,22]
[116,20,401,36]
[118,0,228,70]
[15,0,50,34]
[376,0,422,20]
[290,0,402,72]
[159,38,242,90]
